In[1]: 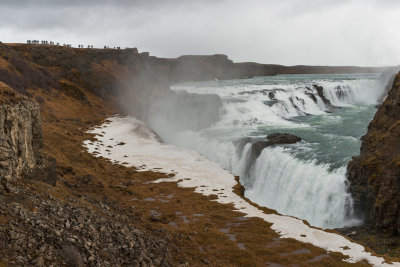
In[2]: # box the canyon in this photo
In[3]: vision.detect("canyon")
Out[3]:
[0,42,398,266]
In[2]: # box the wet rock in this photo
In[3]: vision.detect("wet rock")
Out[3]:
[312,84,336,110]
[236,133,301,179]
[268,91,276,100]
[305,91,318,103]
[347,72,400,236]
[250,133,302,160]
[289,96,306,113]
[266,133,302,144]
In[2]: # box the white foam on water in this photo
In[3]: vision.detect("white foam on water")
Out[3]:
[171,77,382,134]
[321,79,382,106]
[163,75,383,230]
[162,129,357,229]
[244,147,355,229]
[83,116,400,266]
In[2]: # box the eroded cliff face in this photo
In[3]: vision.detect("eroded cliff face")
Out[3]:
[0,81,56,191]
[347,72,400,236]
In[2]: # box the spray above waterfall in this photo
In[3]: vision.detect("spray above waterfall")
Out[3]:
[115,71,386,229]
[150,73,382,229]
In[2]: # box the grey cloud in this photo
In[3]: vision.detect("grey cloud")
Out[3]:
[0,0,399,66]
[1,0,169,8]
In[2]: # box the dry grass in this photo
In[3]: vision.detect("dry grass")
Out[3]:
[1,43,398,266]
[29,84,373,267]
[0,81,27,104]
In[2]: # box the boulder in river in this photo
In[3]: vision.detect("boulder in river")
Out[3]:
[266,133,302,144]
[251,133,302,158]
[237,133,302,178]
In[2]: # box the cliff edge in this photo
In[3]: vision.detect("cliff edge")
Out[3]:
[347,72,400,236]
[1,43,398,265]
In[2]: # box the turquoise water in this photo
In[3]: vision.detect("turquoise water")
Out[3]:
[165,73,382,228]
[256,105,377,170]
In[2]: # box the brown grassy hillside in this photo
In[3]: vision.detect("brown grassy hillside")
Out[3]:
[0,43,395,266]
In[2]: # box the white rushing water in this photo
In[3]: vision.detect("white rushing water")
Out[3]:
[159,74,383,229]
[245,147,354,228]
[83,116,400,266]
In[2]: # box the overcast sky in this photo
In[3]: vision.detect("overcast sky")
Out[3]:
[0,0,399,66]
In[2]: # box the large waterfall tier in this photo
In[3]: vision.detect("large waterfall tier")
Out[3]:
[84,116,399,266]
[161,73,383,229]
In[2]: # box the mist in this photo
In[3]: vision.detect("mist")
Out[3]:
[115,58,224,142]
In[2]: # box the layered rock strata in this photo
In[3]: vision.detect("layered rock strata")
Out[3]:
[0,82,56,190]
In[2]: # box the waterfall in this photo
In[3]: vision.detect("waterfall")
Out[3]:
[244,147,355,228]
[155,74,381,229]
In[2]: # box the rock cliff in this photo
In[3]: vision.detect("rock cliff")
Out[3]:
[0,81,56,191]
[0,42,399,264]
[347,72,400,236]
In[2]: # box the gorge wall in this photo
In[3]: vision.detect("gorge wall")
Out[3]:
[347,72,400,236]
[0,81,56,191]
[2,42,400,264]
[2,43,398,229]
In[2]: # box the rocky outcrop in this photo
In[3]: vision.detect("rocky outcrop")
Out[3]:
[266,133,302,144]
[238,133,302,161]
[0,82,56,191]
[313,84,336,109]
[250,133,302,160]
[305,84,336,111]
[347,72,400,236]
[0,191,170,266]
[236,133,302,178]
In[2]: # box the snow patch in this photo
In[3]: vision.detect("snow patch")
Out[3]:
[83,116,399,266]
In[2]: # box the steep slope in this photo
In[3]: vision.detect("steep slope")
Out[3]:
[1,43,385,135]
[2,43,224,133]
[1,42,399,265]
[347,72,400,236]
